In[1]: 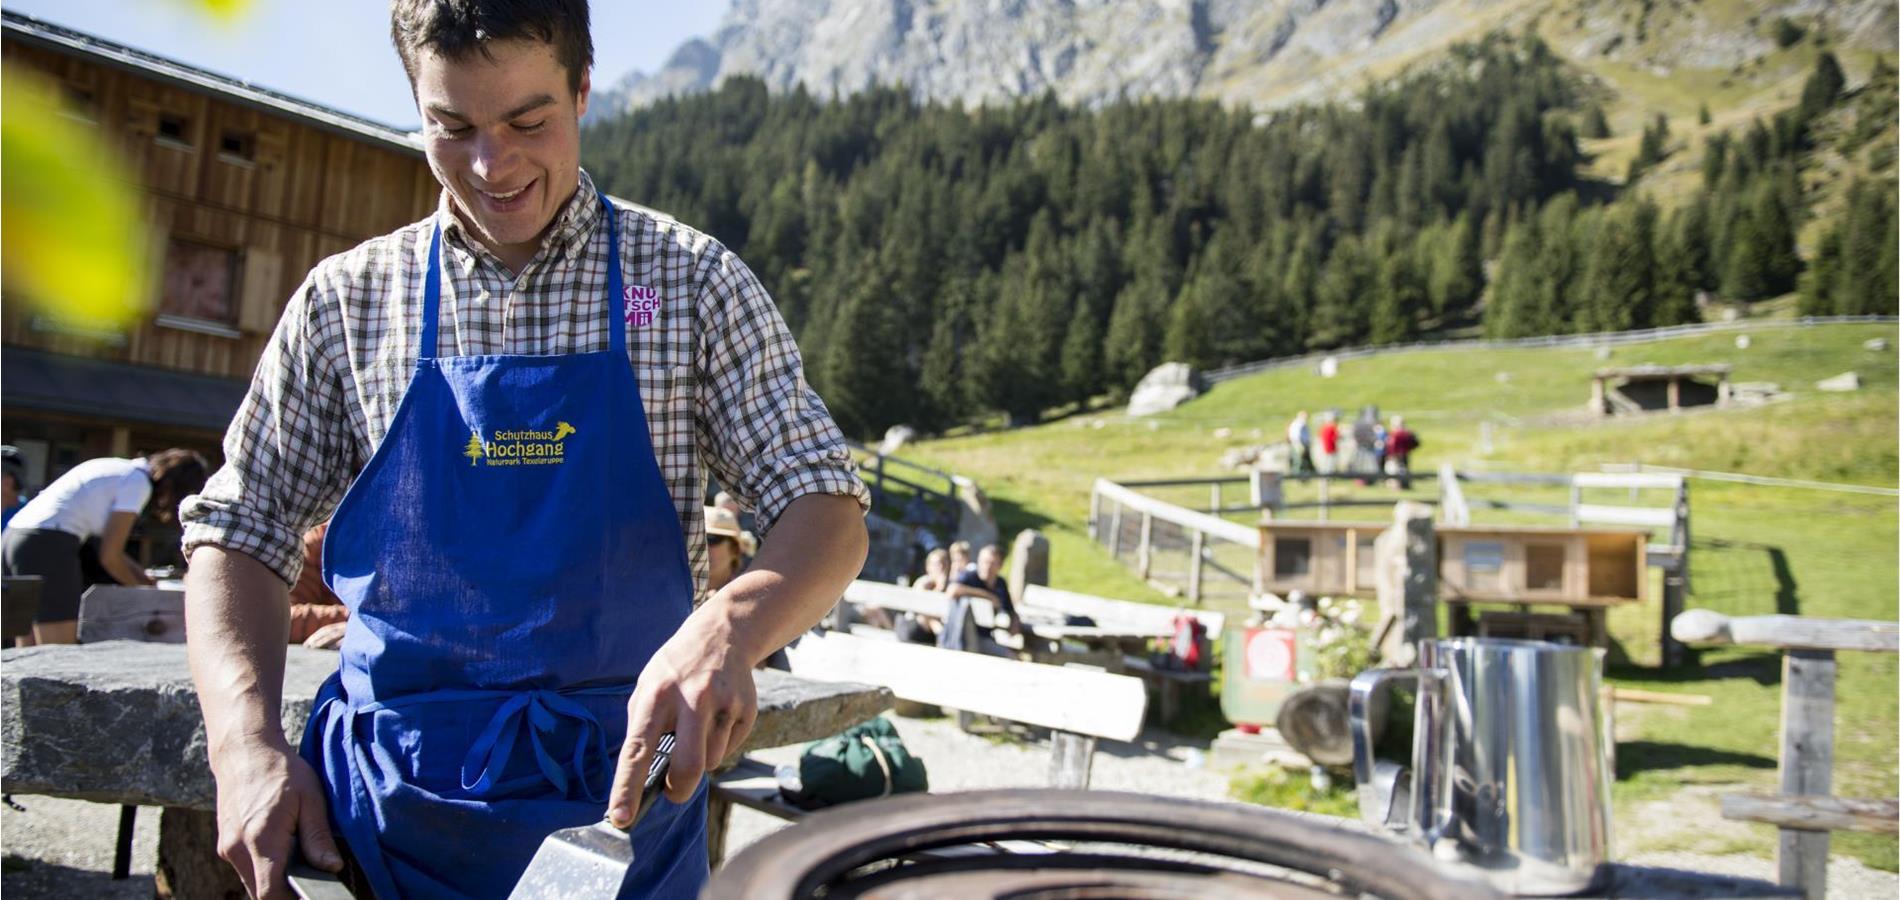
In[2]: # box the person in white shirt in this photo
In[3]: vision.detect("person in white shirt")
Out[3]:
[1,449,207,644]
[1286,410,1313,475]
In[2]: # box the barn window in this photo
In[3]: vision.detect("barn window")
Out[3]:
[156,113,192,147]
[1527,543,1566,591]
[159,239,238,325]
[1274,537,1312,578]
[218,130,255,162]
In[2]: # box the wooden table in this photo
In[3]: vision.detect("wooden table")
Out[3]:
[1,641,891,896]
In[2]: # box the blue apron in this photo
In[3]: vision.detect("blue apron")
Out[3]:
[301,192,707,899]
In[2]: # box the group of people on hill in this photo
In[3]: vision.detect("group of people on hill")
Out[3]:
[1284,407,1421,489]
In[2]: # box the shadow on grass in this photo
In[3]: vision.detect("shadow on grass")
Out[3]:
[985,494,1058,543]
[1615,740,1776,779]
[1608,650,1784,687]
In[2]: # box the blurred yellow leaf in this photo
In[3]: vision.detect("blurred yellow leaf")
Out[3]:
[1,65,153,333]
[182,0,253,20]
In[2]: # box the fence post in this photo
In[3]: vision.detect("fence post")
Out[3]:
[1188,529,1205,605]
[1108,502,1124,558]
[1137,513,1154,579]
[1319,477,1330,522]
[1088,486,1101,542]
[1210,482,1221,514]
[1779,649,1837,899]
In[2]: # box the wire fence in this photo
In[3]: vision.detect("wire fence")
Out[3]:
[1204,316,1897,385]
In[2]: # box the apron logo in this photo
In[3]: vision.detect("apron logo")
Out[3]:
[462,422,576,467]
[624,285,660,328]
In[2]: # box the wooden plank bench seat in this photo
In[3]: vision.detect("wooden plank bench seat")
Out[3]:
[1119,654,1213,724]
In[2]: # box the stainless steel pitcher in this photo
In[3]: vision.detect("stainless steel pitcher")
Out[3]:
[1349,638,1613,897]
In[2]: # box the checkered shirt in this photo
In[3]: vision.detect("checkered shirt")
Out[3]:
[180,170,869,600]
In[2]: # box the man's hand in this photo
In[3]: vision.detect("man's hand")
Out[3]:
[211,739,341,899]
[608,612,758,820]
[605,493,867,825]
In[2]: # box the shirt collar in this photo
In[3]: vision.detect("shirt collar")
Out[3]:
[435,168,603,266]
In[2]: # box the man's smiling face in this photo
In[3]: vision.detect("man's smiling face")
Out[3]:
[413,39,588,269]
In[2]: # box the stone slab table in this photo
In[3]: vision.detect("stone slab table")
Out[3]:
[2,641,892,896]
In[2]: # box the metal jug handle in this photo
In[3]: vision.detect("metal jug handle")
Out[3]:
[1349,667,1453,837]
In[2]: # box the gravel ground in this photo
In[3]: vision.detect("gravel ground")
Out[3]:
[5,713,1894,898]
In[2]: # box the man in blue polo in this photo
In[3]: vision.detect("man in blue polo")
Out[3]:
[180,3,868,897]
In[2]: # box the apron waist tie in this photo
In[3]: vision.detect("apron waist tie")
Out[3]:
[357,683,633,802]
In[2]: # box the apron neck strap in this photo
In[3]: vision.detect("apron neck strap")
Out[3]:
[418,191,626,360]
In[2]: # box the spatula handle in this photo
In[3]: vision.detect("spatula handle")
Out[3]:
[630,731,675,828]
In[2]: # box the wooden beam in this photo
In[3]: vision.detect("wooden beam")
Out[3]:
[77,586,186,644]
[1573,472,1685,490]
[1047,732,1096,789]
[1672,610,1900,654]
[1778,649,1836,899]
[1723,794,1898,835]
[1574,503,1678,529]
[1093,479,1258,547]
[784,631,1147,742]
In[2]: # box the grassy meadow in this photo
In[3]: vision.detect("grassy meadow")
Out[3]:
[898,321,1898,868]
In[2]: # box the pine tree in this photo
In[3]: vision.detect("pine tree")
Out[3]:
[1484,217,1542,338]
[1797,52,1846,123]
[1581,105,1611,139]
[1799,225,1843,316]
[1426,213,1483,318]
[1833,179,1900,315]
[1370,246,1425,344]
[1579,201,1659,332]
[1060,300,1105,407]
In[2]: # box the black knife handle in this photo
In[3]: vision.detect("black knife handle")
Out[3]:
[629,731,675,829]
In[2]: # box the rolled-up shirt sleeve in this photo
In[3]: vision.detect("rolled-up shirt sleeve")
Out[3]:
[693,245,869,537]
[180,272,357,587]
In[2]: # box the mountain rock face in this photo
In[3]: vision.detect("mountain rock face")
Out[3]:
[590,0,1896,115]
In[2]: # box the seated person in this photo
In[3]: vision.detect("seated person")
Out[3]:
[940,543,1025,653]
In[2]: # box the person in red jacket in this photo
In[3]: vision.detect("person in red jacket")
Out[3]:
[1315,411,1341,475]
[1384,415,1420,490]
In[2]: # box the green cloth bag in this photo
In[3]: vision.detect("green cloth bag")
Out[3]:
[783,716,928,810]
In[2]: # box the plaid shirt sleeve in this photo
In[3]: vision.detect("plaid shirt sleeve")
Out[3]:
[692,244,870,537]
[179,270,359,586]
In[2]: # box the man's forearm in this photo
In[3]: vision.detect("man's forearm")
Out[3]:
[697,493,867,665]
[186,546,294,757]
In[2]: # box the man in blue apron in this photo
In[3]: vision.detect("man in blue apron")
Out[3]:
[179,2,870,897]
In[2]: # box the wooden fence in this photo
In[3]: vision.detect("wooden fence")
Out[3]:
[1672,610,1900,900]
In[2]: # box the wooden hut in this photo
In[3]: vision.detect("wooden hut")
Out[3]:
[1,12,437,564]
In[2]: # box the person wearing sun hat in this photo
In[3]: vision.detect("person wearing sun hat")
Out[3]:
[704,504,752,592]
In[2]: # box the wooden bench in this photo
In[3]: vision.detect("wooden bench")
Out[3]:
[1118,654,1212,724]
[1671,610,1900,900]
[706,630,1145,865]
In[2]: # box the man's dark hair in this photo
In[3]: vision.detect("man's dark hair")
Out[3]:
[390,0,593,96]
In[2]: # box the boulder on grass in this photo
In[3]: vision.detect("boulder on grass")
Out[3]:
[1127,362,1203,417]
[1816,371,1861,392]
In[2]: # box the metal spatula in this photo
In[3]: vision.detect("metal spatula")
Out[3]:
[507,732,675,900]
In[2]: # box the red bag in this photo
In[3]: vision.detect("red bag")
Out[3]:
[1171,613,1208,670]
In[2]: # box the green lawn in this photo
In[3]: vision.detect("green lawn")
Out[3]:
[901,322,1899,868]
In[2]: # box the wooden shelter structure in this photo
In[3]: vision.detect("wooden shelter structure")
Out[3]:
[1257,520,1649,647]
[1591,364,1733,416]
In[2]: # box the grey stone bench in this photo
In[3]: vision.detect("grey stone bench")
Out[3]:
[2,641,891,895]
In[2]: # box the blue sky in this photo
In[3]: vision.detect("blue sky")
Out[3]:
[4,0,731,128]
